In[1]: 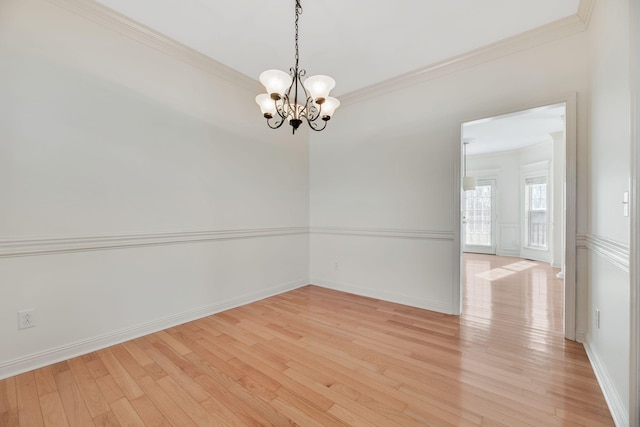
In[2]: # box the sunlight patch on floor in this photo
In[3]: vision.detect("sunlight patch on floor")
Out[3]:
[503,260,538,272]
[474,267,516,281]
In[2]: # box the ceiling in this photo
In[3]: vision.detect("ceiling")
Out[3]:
[92,0,581,96]
[462,103,566,156]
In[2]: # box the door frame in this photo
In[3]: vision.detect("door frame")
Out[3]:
[452,93,577,342]
[629,0,639,424]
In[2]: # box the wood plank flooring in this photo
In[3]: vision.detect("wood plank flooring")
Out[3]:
[1,254,614,426]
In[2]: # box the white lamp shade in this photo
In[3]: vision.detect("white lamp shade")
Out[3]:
[259,70,292,98]
[303,75,335,102]
[463,176,477,191]
[255,94,277,117]
[320,97,340,118]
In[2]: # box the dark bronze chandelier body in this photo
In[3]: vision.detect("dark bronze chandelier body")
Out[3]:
[256,0,339,134]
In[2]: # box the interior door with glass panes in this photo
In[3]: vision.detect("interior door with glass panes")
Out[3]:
[463,179,497,254]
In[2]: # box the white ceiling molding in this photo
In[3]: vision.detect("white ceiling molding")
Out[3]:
[44,0,260,93]
[44,0,589,108]
[340,11,589,106]
[576,0,596,27]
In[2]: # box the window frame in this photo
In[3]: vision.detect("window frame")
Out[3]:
[524,176,548,249]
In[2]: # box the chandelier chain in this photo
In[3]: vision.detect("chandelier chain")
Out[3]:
[294,0,302,69]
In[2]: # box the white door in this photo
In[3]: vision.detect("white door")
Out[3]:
[463,179,497,255]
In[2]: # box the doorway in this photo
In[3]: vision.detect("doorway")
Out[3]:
[455,97,577,341]
[463,179,497,255]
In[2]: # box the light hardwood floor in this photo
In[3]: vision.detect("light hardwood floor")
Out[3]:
[0,254,614,426]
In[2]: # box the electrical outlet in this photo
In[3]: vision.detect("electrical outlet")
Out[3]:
[595,308,600,329]
[334,261,339,271]
[18,309,36,330]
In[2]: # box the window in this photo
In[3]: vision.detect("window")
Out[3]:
[525,176,547,248]
[465,183,493,247]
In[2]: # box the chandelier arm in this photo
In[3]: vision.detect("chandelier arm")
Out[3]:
[273,99,288,121]
[266,116,286,129]
[297,70,313,119]
[306,97,321,122]
[283,69,297,121]
[282,95,295,122]
[306,118,328,132]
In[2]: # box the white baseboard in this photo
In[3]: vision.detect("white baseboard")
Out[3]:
[584,340,629,427]
[497,249,519,257]
[310,277,453,314]
[575,329,586,343]
[0,279,308,380]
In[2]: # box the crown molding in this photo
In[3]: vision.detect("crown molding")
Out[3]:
[340,13,589,106]
[0,227,308,258]
[577,0,596,28]
[45,0,592,108]
[44,0,260,92]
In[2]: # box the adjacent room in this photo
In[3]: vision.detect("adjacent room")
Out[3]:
[1,0,637,425]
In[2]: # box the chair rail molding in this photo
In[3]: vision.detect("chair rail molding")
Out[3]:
[0,227,309,258]
[310,227,454,241]
[577,233,630,273]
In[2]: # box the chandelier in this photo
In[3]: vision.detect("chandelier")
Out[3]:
[255,0,340,134]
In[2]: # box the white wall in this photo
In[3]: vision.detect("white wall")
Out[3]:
[585,0,632,425]
[466,140,556,262]
[310,29,589,315]
[3,5,631,424]
[0,0,309,378]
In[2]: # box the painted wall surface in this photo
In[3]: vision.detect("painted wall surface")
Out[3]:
[466,140,556,262]
[586,0,632,423]
[0,0,309,377]
[4,4,631,423]
[310,31,588,315]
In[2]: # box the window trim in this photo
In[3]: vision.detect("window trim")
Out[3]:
[520,161,551,254]
[525,177,548,249]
